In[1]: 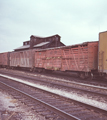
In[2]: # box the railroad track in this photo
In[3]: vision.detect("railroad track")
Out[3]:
[0,74,107,119]
[1,68,107,85]
[0,70,107,110]
[0,68,107,86]
[0,71,107,101]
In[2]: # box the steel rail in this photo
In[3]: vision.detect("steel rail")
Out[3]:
[0,81,80,120]
[0,74,107,116]
[0,73,107,113]
[0,71,107,90]
[0,73,107,98]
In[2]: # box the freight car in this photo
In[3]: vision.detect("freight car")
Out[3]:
[34,41,98,79]
[98,31,107,79]
[0,52,10,68]
[1,31,107,80]
[9,49,35,70]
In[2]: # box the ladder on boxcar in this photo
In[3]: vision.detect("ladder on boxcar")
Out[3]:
[98,51,104,72]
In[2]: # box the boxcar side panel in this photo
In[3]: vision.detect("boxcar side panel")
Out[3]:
[44,49,62,70]
[10,50,33,68]
[35,51,46,68]
[35,48,62,70]
[61,45,89,71]
[88,42,98,71]
[61,42,98,72]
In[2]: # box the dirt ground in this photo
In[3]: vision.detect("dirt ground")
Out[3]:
[0,90,46,120]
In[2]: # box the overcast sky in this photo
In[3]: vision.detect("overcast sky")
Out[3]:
[0,0,107,52]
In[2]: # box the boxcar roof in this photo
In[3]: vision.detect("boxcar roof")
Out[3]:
[35,41,98,52]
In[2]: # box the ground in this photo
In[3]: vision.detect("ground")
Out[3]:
[0,90,45,120]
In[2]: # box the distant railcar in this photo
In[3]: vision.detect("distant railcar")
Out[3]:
[34,41,98,78]
[0,52,10,68]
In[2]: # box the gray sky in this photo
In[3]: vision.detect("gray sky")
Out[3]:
[0,0,107,52]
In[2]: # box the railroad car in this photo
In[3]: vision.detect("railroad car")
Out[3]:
[98,31,107,78]
[0,52,10,68]
[34,41,98,79]
[9,49,35,70]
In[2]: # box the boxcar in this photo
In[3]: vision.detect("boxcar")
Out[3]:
[34,41,98,78]
[10,49,35,70]
[98,31,107,78]
[0,52,10,68]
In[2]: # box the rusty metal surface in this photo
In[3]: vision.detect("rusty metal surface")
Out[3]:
[35,41,98,72]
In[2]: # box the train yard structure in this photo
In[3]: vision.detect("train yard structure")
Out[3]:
[14,34,65,51]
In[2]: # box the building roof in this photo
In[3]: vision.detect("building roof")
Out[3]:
[33,41,50,48]
[14,45,30,50]
[14,42,50,51]
[14,34,64,51]
[30,34,60,39]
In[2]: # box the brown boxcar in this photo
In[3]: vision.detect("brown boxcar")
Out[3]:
[10,50,35,69]
[35,41,98,78]
[0,52,10,67]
